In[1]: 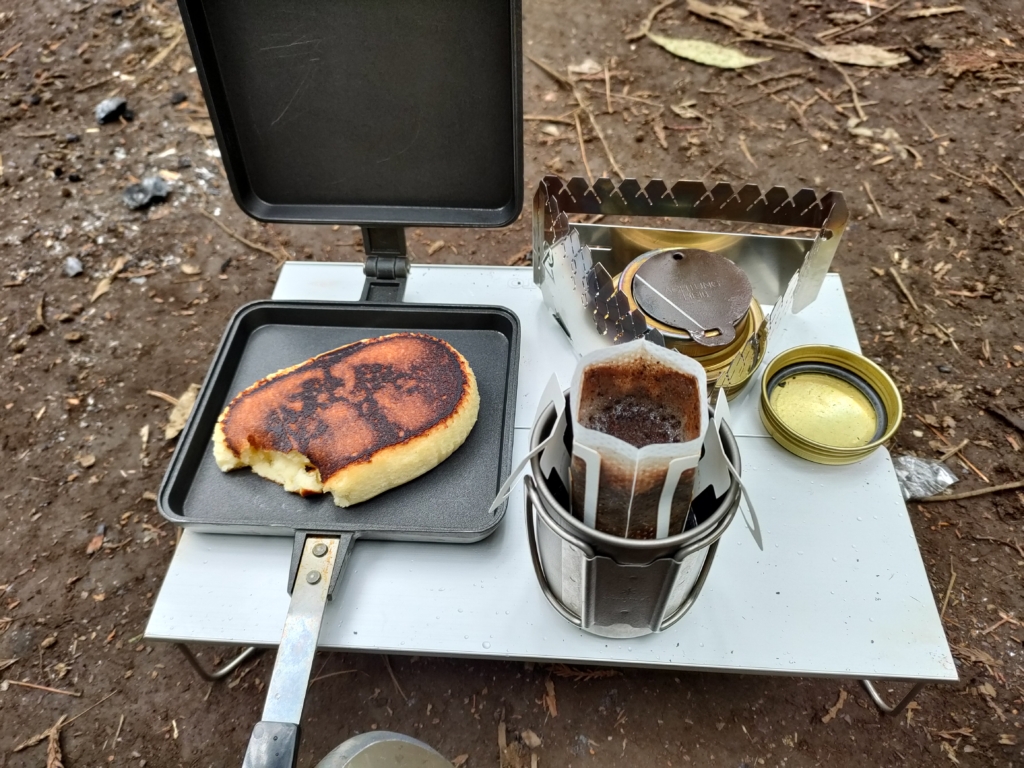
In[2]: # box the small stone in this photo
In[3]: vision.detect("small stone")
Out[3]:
[28,93,41,106]
[95,96,129,124]
[177,156,192,170]
[64,256,84,277]
[937,364,952,373]
[123,177,170,210]
[64,331,84,343]
[65,133,80,143]
[61,186,73,198]
[56,313,74,323]
[68,172,82,183]
[169,91,188,105]
[70,302,84,315]
[521,730,542,749]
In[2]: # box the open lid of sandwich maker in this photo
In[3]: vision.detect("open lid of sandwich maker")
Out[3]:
[178,0,523,235]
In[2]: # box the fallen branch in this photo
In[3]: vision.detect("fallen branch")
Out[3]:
[919,479,1024,503]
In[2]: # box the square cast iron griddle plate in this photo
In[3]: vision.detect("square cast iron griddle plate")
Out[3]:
[179,0,523,226]
[159,301,520,541]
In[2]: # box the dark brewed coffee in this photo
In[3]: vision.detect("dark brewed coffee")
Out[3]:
[571,353,704,539]
[585,397,682,448]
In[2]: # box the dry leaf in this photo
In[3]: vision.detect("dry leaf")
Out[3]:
[188,121,216,138]
[647,34,770,69]
[809,44,909,68]
[999,734,1018,745]
[86,524,105,555]
[90,276,112,303]
[685,0,774,37]
[111,255,130,275]
[452,755,469,767]
[940,741,959,764]
[653,118,668,149]
[542,679,558,717]
[427,240,446,256]
[902,6,965,18]
[47,725,64,768]
[953,644,1002,667]
[941,48,1024,77]
[14,715,66,754]
[547,664,620,681]
[978,681,997,698]
[568,58,603,76]
[165,383,201,440]
[521,730,542,749]
[821,688,847,723]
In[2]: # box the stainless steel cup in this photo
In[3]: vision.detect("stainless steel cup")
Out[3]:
[526,401,742,638]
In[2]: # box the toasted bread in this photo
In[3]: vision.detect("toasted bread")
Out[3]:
[213,333,479,507]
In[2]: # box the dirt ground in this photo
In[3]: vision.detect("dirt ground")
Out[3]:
[2,0,1024,766]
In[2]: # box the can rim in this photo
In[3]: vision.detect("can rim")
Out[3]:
[759,344,902,462]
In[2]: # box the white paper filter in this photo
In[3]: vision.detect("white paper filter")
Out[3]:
[569,340,708,539]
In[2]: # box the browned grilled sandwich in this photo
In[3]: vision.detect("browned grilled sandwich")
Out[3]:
[212,332,479,507]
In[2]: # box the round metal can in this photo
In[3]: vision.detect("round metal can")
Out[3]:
[759,345,903,465]
[525,399,742,638]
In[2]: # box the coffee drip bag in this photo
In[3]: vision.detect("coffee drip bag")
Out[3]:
[569,341,707,539]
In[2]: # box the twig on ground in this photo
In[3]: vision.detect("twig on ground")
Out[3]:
[526,54,572,89]
[938,438,969,462]
[574,112,594,184]
[940,565,956,618]
[3,679,81,697]
[199,210,289,264]
[818,0,909,40]
[994,164,1024,199]
[830,62,866,120]
[888,267,918,310]
[627,0,678,41]
[604,64,613,114]
[573,87,625,179]
[146,389,179,406]
[382,655,408,702]
[524,114,575,125]
[971,534,1024,558]
[920,479,1024,503]
[864,181,883,218]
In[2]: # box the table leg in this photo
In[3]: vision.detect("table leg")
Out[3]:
[177,644,262,682]
[860,679,925,716]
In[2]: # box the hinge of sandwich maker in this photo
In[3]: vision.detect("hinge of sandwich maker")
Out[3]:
[360,226,408,303]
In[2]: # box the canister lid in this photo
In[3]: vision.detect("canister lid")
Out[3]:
[631,249,752,348]
[759,345,902,465]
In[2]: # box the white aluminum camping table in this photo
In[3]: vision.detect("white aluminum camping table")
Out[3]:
[146,263,957,713]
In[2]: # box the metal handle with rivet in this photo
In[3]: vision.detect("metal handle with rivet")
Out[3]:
[243,534,356,768]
